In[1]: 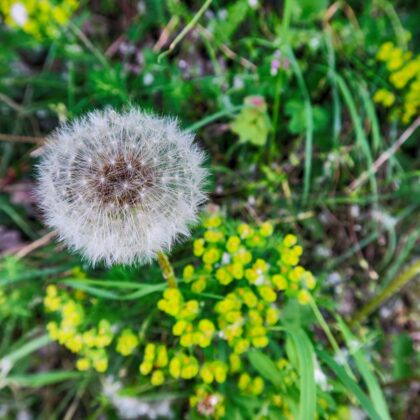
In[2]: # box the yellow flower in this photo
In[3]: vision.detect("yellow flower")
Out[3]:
[202,248,221,265]
[252,335,269,348]
[387,47,404,71]
[183,264,195,282]
[303,271,316,289]
[140,360,153,375]
[76,358,91,371]
[283,234,297,247]
[258,286,277,303]
[173,320,188,336]
[65,334,83,353]
[228,262,244,280]
[200,363,214,384]
[116,329,139,356]
[233,338,250,354]
[251,377,265,395]
[180,356,199,379]
[191,276,206,293]
[226,235,241,253]
[259,222,274,237]
[156,345,168,367]
[204,229,224,243]
[46,321,59,340]
[93,356,108,373]
[229,353,242,372]
[204,215,222,228]
[376,42,394,61]
[151,370,165,386]
[233,247,252,265]
[238,373,251,390]
[169,356,181,378]
[266,307,279,325]
[213,361,228,383]
[373,89,395,107]
[272,274,288,290]
[297,290,311,305]
[237,223,254,239]
[193,238,205,256]
[216,267,233,285]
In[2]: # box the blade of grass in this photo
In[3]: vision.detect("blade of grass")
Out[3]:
[248,349,283,388]
[358,82,382,153]
[324,32,341,149]
[62,279,166,300]
[186,105,245,133]
[158,0,213,62]
[2,371,83,388]
[286,47,314,206]
[0,334,50,375]
[317,349,382,420]
[337,318,391,420]
[335,73,377,200]
[0,265,73,286]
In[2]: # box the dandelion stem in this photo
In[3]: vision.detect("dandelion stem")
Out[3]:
[157,251,177,288]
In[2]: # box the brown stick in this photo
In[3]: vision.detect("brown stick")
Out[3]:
[0,133,44,144]
[348,116,420,192]
[14,230,57,259]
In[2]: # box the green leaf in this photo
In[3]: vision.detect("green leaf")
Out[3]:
[230,96,272,146]
[285,100,328,135]
[317,349,382,420]
[392,333,414,380]
[61,279,166,300]
[284,328,316,420]
[1,334,50,368]
[3,371,83,388]
[247,349,283,388]
[337,318,391,420]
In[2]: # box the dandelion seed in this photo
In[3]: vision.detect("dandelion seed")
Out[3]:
[37,108,207,265]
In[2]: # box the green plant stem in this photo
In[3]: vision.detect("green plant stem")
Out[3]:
[309,297,356,380]
[351,259,420,325]
[268,0,293,162]
[158,0,213,62]
[156,251,177,288]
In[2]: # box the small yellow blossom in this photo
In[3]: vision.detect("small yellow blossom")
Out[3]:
[116,329,139,356]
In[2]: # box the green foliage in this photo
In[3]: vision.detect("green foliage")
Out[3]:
[230,96,272,146]
[0,0,419,418]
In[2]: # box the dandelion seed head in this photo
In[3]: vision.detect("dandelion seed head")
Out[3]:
[37,108,208,266]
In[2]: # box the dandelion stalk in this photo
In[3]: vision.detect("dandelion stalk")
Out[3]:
[156,251,177,288]
[351,259,420,325]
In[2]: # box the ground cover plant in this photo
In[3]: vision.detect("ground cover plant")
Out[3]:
[0,0,419,419]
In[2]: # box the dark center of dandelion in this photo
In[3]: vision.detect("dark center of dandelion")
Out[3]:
[90,154,155,207]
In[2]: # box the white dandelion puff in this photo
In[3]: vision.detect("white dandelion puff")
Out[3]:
[37,108,208,266]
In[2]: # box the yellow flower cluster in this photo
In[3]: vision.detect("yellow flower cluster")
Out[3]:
[0,0,78,39]
[139,343,169,386]
[158,289,216,348]
[44,285,113,373]
[238,373,265,395]
[169,352,200,379]
[199,361,229,384]
[155,215,317,409]
[375,41,420,123]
